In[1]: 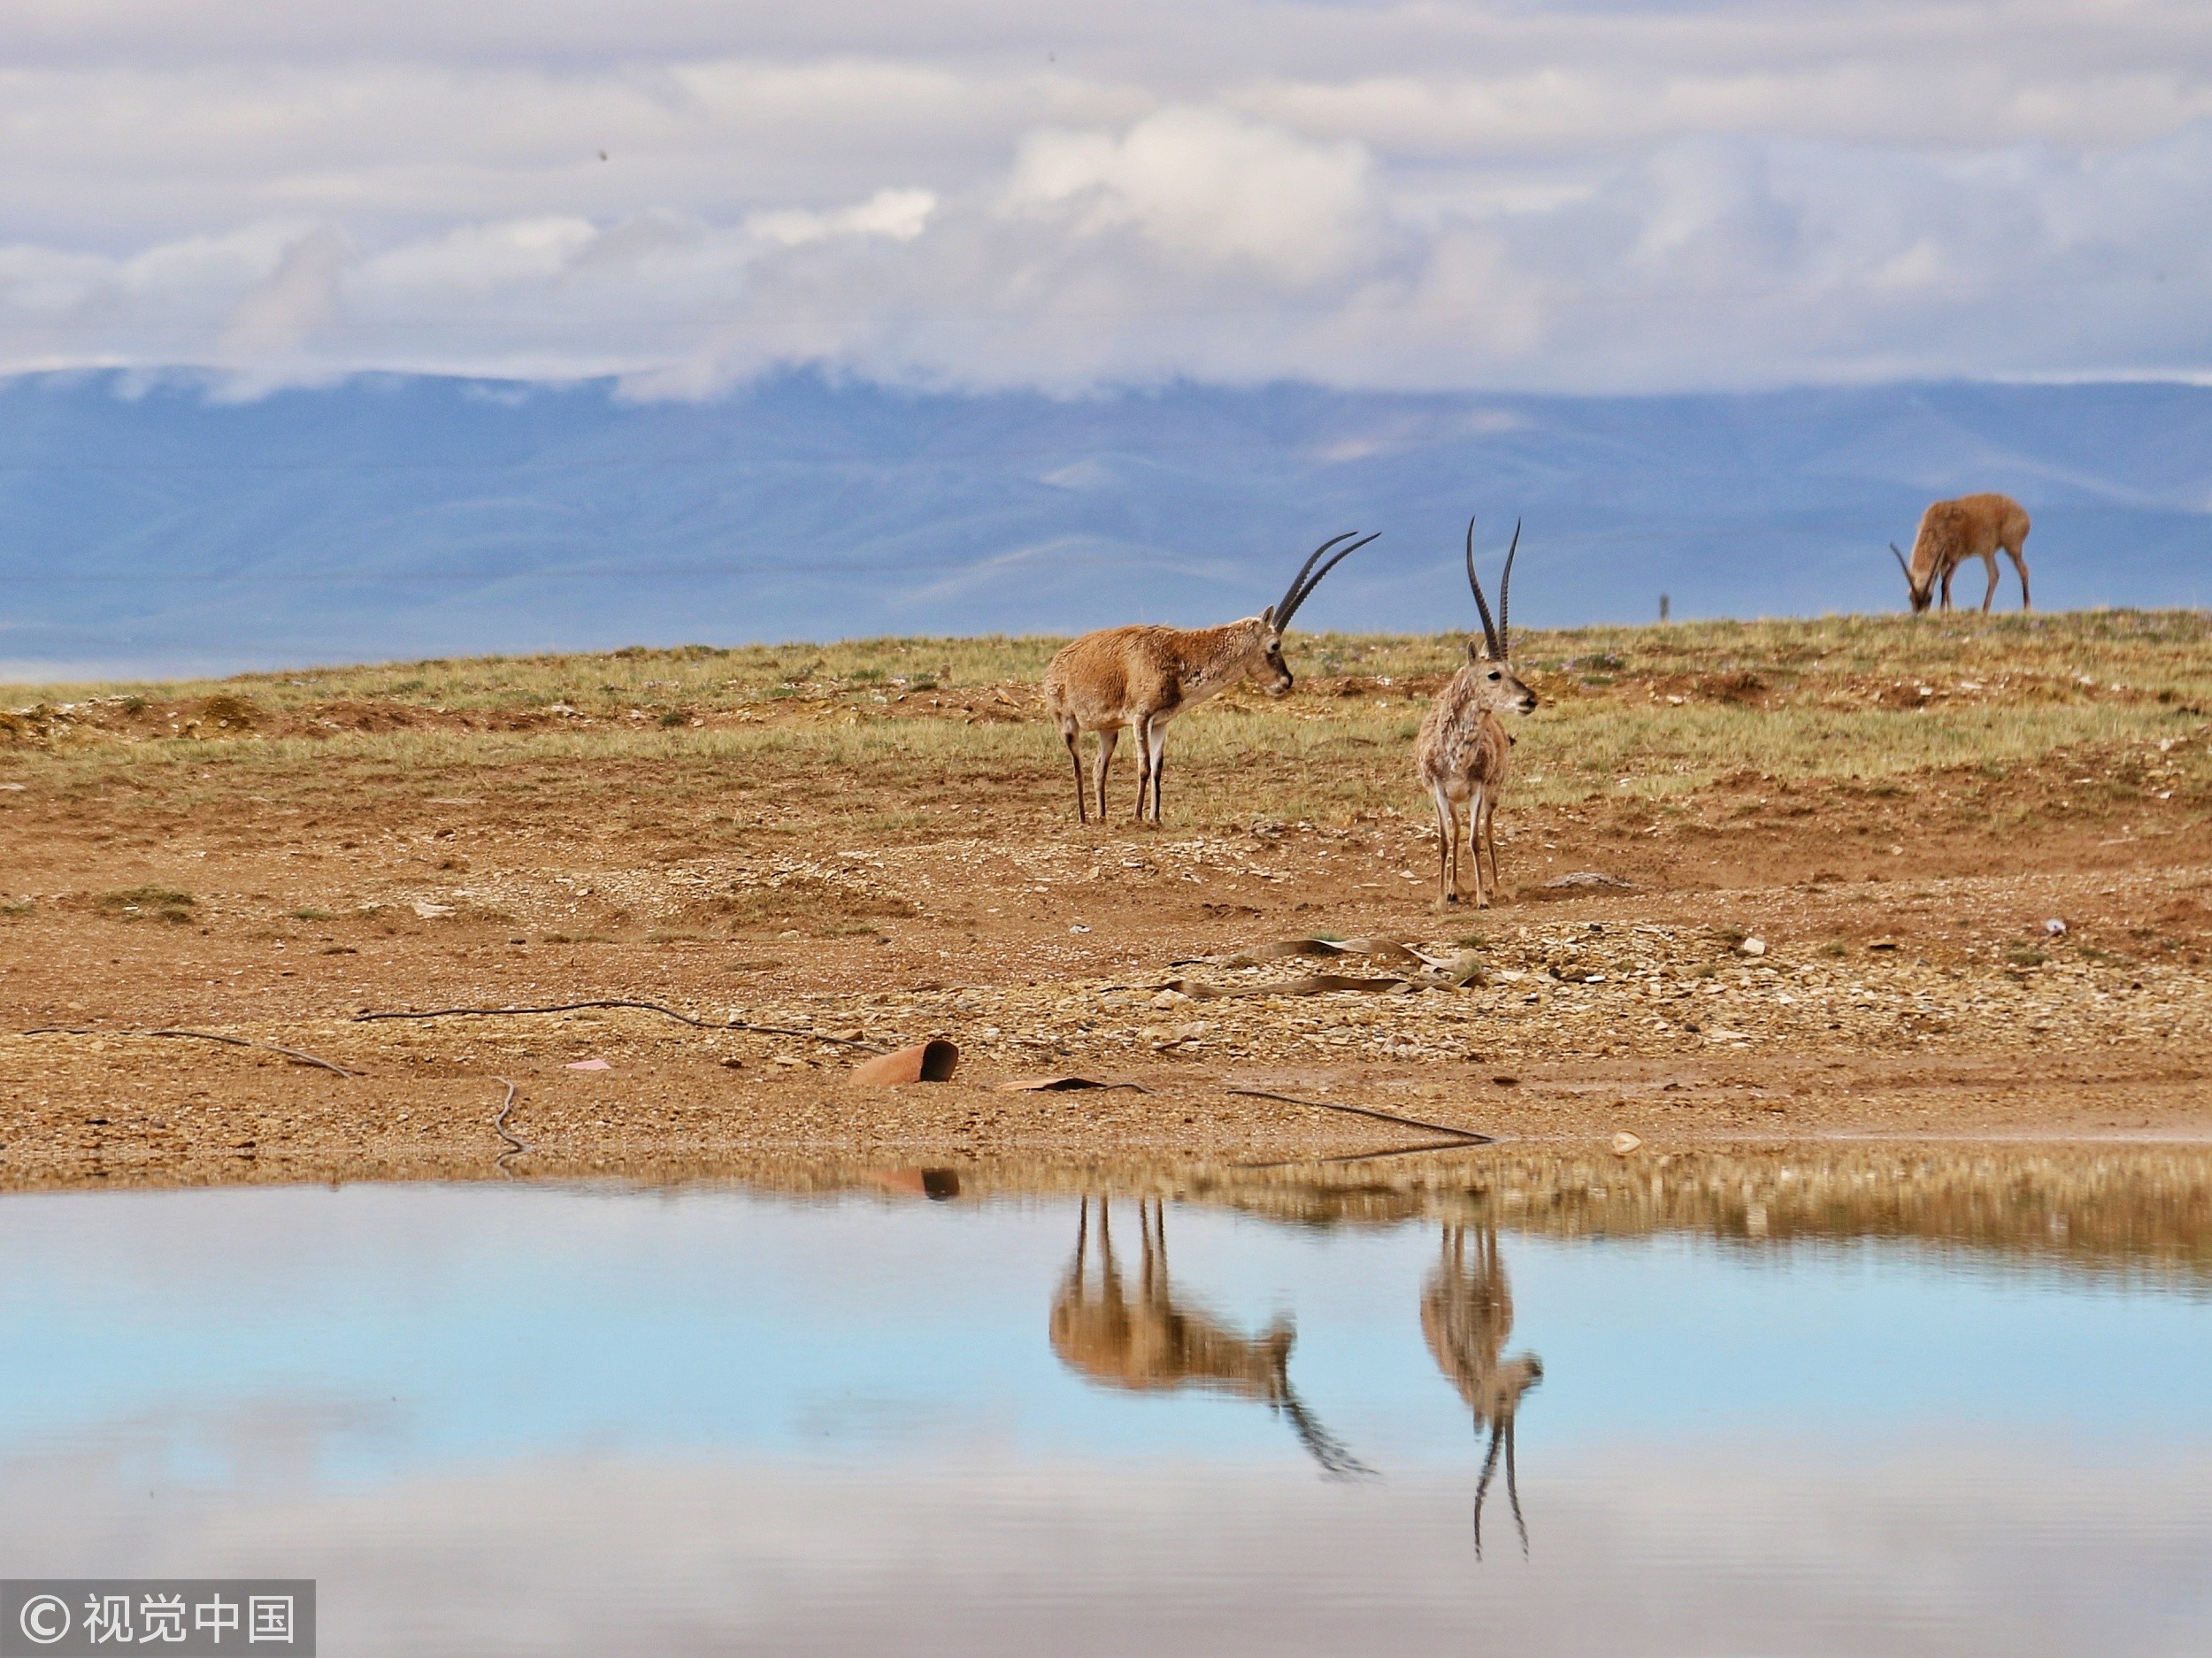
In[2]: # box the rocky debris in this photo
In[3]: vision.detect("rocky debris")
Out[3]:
[607,909,2208,1077]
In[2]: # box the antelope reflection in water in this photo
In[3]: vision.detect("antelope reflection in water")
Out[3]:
[1423,1223,1543,1557]
[1050,1196,1370,1477]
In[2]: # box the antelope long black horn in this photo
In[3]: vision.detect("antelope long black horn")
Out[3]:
[1498,518,1522,659]
[1272,531,1356,624]
[1277,530,1379,628]
[1464,516,1501,658]
[1890,541,1912,579]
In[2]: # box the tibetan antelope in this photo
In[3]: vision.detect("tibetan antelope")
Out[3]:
[1049,1196,1369,1476]
[1891,492,2031,614]
[1422,1222,1543,1558]
[1042,531,1379,824]
[1416,518,1537,907]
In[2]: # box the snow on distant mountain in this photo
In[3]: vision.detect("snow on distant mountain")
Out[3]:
[2,372,2206,679]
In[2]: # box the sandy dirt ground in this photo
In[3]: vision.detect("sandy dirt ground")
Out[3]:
[4,619,2209,1190]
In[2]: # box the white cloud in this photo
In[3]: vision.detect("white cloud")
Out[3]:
[219,224,348,357]
[748,187,937,248]
[0,2,2206,393]
[1004,108,1375,284]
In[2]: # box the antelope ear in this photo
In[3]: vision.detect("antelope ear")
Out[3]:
[1261,604,1277,628]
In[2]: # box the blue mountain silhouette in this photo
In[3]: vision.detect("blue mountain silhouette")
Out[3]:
[3,372,2206,678]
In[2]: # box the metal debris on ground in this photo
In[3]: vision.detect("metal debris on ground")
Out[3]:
[849,1040,961,1086]
[993,1075,1152,1093]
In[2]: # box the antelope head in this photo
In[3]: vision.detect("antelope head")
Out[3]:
[1254,531,1379,695]
[1463,518,1538,717]
[1892,541,1935,613]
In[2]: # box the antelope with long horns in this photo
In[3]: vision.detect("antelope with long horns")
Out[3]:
[1891,492,2031,614]
[1043,531,1379,824]
[1415,518,1538,907]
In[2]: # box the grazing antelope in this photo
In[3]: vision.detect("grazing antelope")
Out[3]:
[1416,518,1538,907]
[1422,1222,1543,1558]
[1891,492,2032,614]
[1042,531,1379,825]
[1049,1196,1369,1476]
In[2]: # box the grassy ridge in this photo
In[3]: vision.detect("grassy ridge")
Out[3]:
[10,610,2212,710]
[4,612,2208,835]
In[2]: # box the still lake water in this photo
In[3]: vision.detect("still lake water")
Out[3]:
[3,1148,2208,1656]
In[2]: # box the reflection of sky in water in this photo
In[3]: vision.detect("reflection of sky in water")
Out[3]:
[3,1182,2209,1655]
[0,1183,2208,1485]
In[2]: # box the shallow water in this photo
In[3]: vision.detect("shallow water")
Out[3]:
[4,1148,2209,1656]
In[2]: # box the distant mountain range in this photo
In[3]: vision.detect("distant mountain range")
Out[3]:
[2,371,2207,679]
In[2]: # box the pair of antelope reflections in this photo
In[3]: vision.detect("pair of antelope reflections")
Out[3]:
[1048,1198,1543,1554]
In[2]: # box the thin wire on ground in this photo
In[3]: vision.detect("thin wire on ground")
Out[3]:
[352,999,890,1053]
[1225,1086,1495,1143]
[19,1025,356,1077]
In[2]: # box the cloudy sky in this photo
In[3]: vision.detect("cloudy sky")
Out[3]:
[2,0,2208,396]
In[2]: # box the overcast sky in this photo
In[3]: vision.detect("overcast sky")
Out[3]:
[1,0,2208,396]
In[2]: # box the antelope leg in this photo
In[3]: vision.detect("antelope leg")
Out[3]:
[1141,716,1177,826]
[1147,718,1167,824]
[1480,794,1502,900]
[1432,786,1457,904]
[1064,727,1088,825]
[1471,784,1491,908]
[1130,720,1150,822]
[1094,727,1119,824]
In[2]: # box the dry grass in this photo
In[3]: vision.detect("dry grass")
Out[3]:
[12,609,2210,710]
[4,611,2208,836]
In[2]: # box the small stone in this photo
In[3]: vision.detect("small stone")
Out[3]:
[2043,917,2068,937]
[1738,937,1766,956]
[1151,989,1192,1009]
[411,900,456,919]
[1611,1131,1644,1155]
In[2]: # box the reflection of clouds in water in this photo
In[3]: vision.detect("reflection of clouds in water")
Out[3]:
[1,1393,407,1502]
[3,1162,2209,1648]
[3,1447,2208,1655]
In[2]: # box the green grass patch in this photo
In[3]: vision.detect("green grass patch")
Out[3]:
[98,885,196,924]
